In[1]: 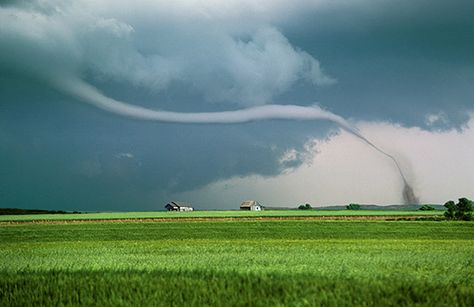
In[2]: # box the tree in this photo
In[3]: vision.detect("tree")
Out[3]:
[444,200,456,219]
[419,205,435,211]
[346,204,361,210]
[455,198,473,221]
[298,203,312,210]
[444,198,473,221]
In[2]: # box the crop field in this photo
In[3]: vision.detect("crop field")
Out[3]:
[0,209,443,222]
[1,216,473,306]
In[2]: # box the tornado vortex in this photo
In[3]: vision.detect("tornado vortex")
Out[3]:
[58,77,420,205]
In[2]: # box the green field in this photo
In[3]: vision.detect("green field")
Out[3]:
[0,209,443,222]
[1,218,473,306]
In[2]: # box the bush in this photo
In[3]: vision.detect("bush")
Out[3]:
[444,198,473,221]
[346,204,361,210]
[419,205,435,211]
[298,204,312,210]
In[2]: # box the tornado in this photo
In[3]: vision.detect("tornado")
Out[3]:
[58,77,419,205]
[344,129,419,205]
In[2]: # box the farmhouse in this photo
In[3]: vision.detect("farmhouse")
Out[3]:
[240,200,262,211]
[165,201,193,212]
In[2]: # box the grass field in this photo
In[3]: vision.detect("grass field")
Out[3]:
[1,218,473,306]
[0,209,443,222]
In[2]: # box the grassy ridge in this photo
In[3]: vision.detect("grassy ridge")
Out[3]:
[0,209,443,222]
[1,220,473,305]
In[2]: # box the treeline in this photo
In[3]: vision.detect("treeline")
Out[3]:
[297,203,446,211]
[0,208,81,215]
[444,198,473,221]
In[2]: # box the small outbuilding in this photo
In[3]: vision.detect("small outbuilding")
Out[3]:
[240,200,262,211]
[165,201,193,212]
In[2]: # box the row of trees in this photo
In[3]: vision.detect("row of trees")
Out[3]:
[346,204,361,210]
[298,203,313,210]
[444,198,473,221]
[298,203,362,210]
[298,203,361,210]
[296,198,472,221]
[418,205,435,211]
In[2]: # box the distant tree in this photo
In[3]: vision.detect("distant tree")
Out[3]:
[444,201,456,219]
[298,203,313,210]
[444,198,473,221]
[346,204,361,210]
[419,205,435,211]
[455,198,473,221]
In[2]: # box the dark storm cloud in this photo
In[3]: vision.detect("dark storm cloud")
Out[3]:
[0,73,331,210]
[0,0,338,210]
[0,1,334,106]
[1,0,472,210]
[281,0,474,127]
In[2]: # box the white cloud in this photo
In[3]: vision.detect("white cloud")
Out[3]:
[116,152,134,159]
[0,0,334,105]
[279,149,299,164]
[173,114,474,208]
[425,112,448,127]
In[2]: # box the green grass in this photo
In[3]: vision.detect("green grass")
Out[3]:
[1,220,473,306]
[0,209,443,222]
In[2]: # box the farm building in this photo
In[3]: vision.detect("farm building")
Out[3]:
[165,201,193,212]
[240,200,262,211]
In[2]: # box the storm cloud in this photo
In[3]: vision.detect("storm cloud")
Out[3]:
[1,0,473,210]
[0,0,334,105]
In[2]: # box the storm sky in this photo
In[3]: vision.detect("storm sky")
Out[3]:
[1,0,473,210]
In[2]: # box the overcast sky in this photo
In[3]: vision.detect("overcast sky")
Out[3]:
[1,0,473,211]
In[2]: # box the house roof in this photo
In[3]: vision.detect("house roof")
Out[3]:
[240,200,260,208]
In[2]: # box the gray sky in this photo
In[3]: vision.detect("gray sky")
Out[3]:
[1,0,473,210]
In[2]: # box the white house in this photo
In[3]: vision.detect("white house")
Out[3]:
[165,201,193,212]
[240,200,262,211]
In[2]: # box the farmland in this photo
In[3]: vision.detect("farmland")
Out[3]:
[0,209,443,222]
[1,214,473,306]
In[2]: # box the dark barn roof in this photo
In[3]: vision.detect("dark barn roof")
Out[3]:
[166,201,192,208]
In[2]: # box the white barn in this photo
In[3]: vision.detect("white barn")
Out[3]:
[240,200,262,211]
